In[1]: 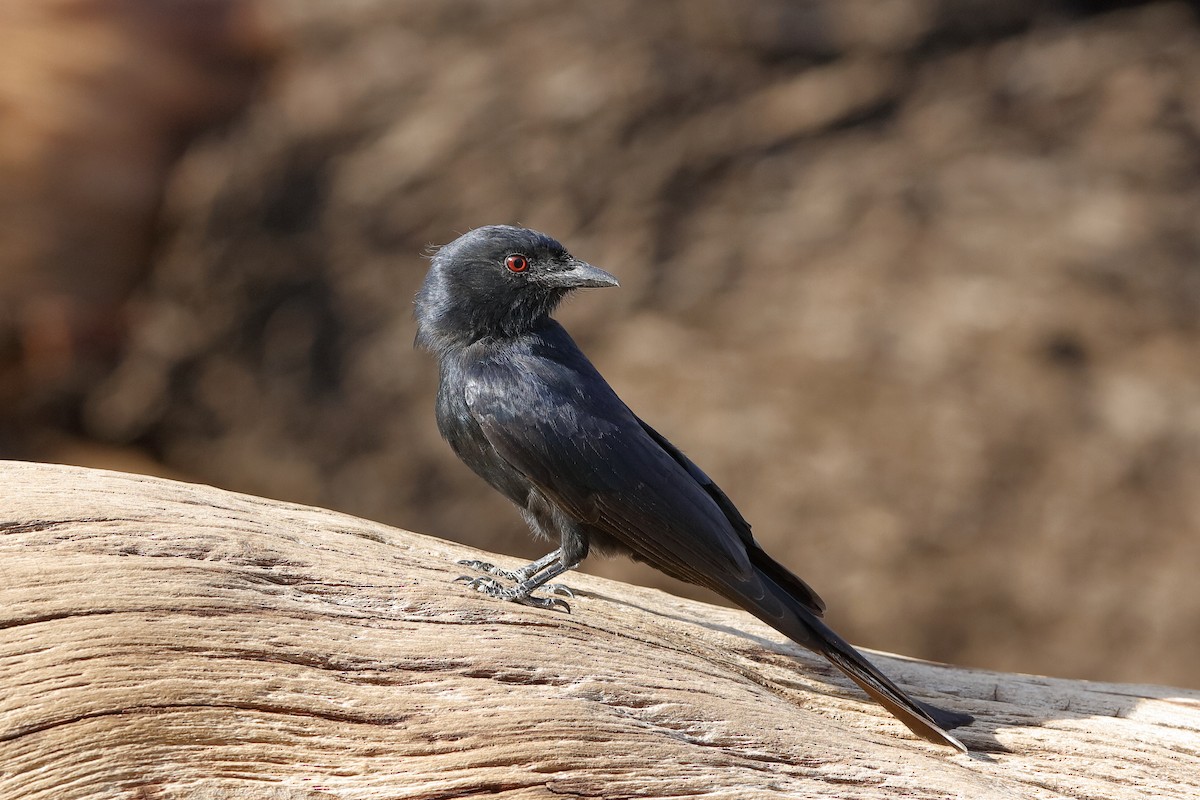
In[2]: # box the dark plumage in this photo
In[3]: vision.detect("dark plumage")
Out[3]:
[415,225,974,751]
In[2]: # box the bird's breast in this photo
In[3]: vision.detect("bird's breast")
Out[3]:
[435,367,533,508]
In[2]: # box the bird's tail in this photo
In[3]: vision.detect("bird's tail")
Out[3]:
[726,569,974,752]
[812,615,973,752]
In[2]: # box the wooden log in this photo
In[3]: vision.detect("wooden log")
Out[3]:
[1,460,1197,799]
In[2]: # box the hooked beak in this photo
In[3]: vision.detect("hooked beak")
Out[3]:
[547,259,620,289]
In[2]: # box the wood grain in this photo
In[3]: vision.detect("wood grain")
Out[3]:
[1,460,1197,799]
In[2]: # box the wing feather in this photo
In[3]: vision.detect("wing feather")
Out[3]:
[464,355,755,586]
[635,417,826,616]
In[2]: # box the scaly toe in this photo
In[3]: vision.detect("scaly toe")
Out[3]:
[455,559,520,581]
[453,575,507,596]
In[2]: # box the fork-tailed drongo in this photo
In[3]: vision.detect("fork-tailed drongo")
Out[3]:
[415,225,973,751]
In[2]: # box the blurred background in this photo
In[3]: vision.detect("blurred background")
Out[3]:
[3,0,1199,690]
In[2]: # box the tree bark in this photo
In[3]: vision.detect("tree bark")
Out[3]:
[1,461,1197,799]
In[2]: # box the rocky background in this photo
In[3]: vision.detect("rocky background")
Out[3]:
[3,0,1199,689]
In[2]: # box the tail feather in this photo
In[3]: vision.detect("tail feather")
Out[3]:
[724,568,974,752]
[821,639,970,753]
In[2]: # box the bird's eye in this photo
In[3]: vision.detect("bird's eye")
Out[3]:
[505,254,529,273]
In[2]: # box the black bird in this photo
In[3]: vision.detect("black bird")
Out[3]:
[415,225,974,751]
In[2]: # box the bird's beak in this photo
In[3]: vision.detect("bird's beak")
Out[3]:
[548,259,620,289]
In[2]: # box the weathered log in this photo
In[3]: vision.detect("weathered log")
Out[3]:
[1,461,1197,799]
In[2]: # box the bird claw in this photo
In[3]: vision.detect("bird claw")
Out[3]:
[453,574,571,613]
[544,583,575,597]
[455,559,520,581]
[517,594,571,613]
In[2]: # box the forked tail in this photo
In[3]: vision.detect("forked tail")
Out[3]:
[727,567,974,752]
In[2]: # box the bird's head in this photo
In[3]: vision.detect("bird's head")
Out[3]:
[415,225,618,352]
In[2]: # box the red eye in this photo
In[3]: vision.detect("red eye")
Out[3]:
[505,254,529,273]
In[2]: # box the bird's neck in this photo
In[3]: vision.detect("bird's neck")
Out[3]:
[433,319,575,369]
[416,297,566,355]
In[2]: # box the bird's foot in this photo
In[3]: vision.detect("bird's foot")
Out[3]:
[455,559,521,582]
[455,559,577,598]
[453,574,571,612]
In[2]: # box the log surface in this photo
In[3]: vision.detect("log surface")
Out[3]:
[1,461,1198,799]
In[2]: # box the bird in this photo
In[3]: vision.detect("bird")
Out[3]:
[414,224,974,751]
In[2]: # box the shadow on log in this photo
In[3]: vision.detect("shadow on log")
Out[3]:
[2,461,1198,798]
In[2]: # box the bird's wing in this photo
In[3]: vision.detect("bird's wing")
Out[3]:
[634,417,827,616]
[463,355,758,589]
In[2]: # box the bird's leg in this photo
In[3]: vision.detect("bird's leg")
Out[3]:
[455,549,578,612]
[512,557,577,599]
